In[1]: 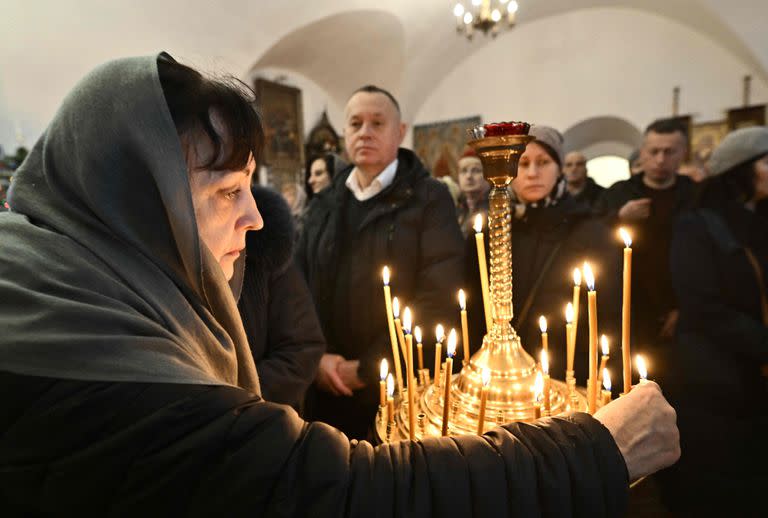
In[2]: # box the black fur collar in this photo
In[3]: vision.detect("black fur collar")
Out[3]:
[245,185,295,274]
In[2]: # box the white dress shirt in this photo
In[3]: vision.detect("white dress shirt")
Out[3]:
[345,159,399,202]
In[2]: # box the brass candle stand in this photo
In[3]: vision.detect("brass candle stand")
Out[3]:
[376,128,593,443]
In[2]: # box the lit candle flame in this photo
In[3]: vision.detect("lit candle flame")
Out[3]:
[508,0,519,14]
[583,262,595,291]
[382,266,390,286]
[392,297,400,318]
[534,371,544,401]
[619,228,632,248]
[541,349,549,375]
[458,289,466,310]
[481,367,491,387]
[453,3,464,18]
[565,302,574,324]
[446,328,458,357]
[414,325,422,344]
[473,214,483,233]
[435,324,445,342]
[636,355,648,380]
[601,334,610,356]
[538,315,547,333]
[603,368,612,391]
[402,307,412,334]
[573,267,582,287]
[386,373,395,397]
[380,359,388,381]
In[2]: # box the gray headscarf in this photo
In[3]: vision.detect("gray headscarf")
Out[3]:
[0,53,260,393]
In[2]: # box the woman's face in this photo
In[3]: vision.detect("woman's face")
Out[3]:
[753,155,768,202]
[457,156,486,196]
[512,142,560,203]
[189,154,263,280]
[307,158,332,194]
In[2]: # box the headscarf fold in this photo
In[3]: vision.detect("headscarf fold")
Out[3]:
[0,53,259,393]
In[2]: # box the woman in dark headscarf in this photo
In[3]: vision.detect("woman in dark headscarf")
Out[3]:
[0,54,677,516]
[465,126,622,387]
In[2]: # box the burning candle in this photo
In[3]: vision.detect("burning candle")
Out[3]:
[584,262,598,415]
[474,215,493,333]
[379,359,388,407]
[477,368,491,435]
[434,324,444,387]
[414,325,424,373]
[565,302,575,378]
[386,373,395,424]
[597,334,610,388]
[441,329,457,436]
[459,289,470,364]
[620,228,633,394]
[382,267,404,394]
[403,307,416,440]
[636,355,648,385]
[602,368,613,406]
[541,349,551,415]
[572,267,582,345]
[393,297,407,362]
[533,371,544,419]
[539,316,549,355]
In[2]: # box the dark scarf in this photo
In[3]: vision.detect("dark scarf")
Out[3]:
[0,53,259,393]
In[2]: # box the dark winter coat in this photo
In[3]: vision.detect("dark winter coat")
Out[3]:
[570,177,605,208]
[465,197,622,388]
[657,205,768,513]
[238,186,325,410]
[0,370,630,517]
[296,148,465,438]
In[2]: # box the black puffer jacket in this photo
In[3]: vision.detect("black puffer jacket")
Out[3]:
[296,148,465,438]
[0,371,629,517]
[238,186,325,410]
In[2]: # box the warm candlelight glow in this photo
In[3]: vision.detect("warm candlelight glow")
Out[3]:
[382,266,390,286]
[539,315,547,333]
[603,368,612,392]
[619,227,632,248]
[392,297,400,318]
[534,371,544,400]
[435,324,445,342]
[481,368,491,387]
[386,373,395,397]
[636,355,648,381]
[458,289,466,310]
[447,329,458,357]
[573,267,582,287]
[413,326,422,345]
[380,359,388,381]
[565,302,574,324]
[473,214,483,233]
[402,307,412,333]
[601,335,610,356]
[583,262,595,291]
[541,349,549,375]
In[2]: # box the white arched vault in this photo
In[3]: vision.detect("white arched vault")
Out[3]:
[562,116,643,160]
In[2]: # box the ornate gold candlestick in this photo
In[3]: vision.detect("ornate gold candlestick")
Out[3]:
[376,124,591,442]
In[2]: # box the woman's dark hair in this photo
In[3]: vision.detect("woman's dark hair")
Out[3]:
[694,154,763,209]
[304,153,335,199]
[157,56,264,172]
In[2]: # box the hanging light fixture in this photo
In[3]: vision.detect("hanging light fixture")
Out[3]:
[453,0,519,40]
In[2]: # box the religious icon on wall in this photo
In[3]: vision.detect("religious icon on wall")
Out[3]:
[727,105,766,131]
[254,78,305,188]
[305,110,341,160]
[413,116,481,178]
[690,120,729,168]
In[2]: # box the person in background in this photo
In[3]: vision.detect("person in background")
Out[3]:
[594,120,695,365]
[659,126,768,515]
[239,185,325,411]
[465,126,621,386]
[563,150,604,208]
[456,148,490,238]
[280,182,306,221]
[304,153,347,201]
[628,148,643,175]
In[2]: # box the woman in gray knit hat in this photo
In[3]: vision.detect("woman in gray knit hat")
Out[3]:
[659,126,768,515]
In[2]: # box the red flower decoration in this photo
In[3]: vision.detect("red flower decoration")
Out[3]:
[482,121,530,137]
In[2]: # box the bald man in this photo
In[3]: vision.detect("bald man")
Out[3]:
[563,151,604,207]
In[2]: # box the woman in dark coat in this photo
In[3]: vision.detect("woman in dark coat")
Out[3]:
[466,126,622,387]
[0,54,678,516]
[658,126,768,515]
[238,185,325,410]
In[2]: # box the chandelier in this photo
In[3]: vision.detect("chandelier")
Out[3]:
[452,0,519,39]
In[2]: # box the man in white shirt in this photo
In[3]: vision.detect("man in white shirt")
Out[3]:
[296,85,465,438]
